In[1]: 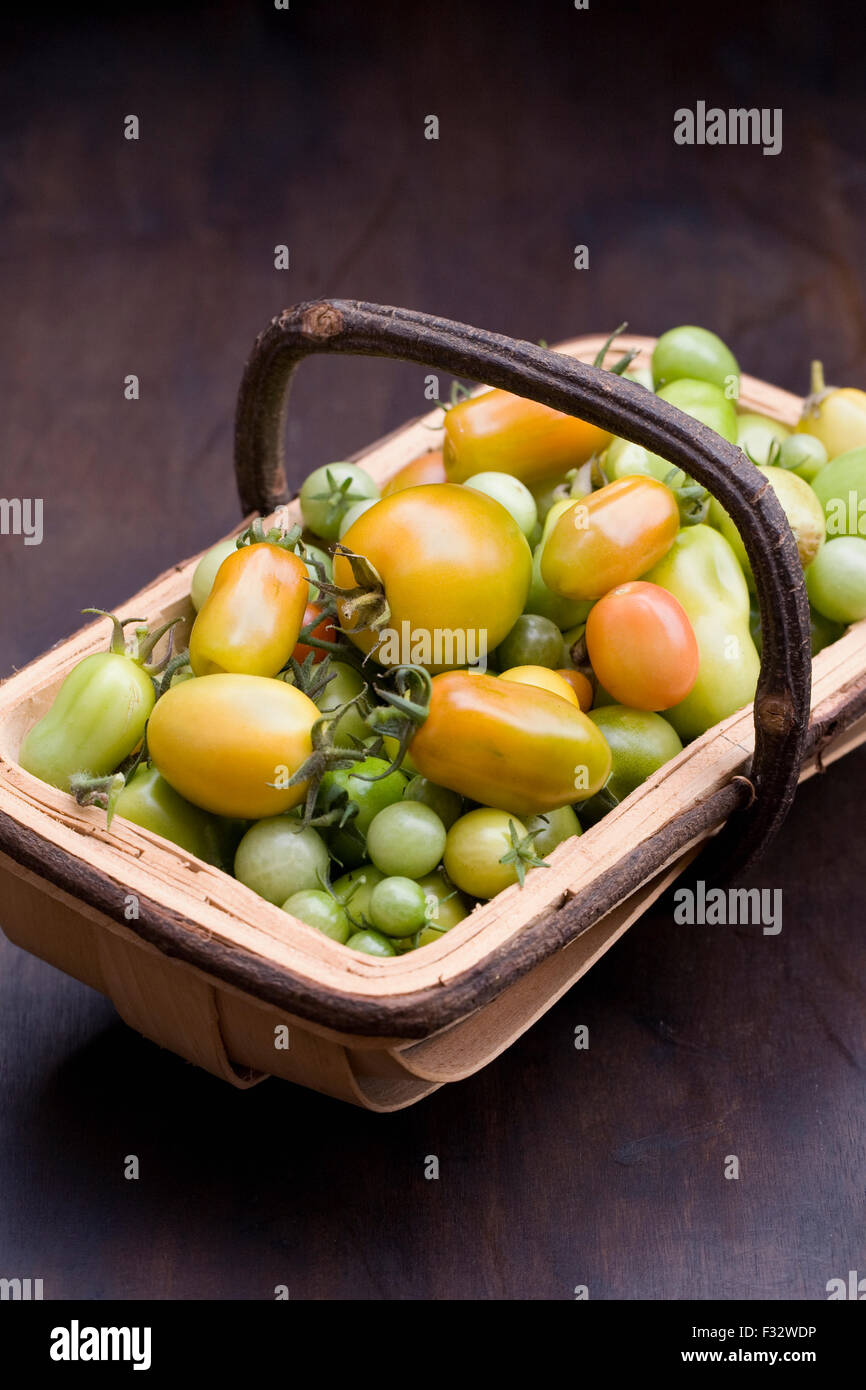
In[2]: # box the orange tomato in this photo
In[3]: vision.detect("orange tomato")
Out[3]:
[189,542,308,678]
[541,477,680,601]
[555,668,594,711]
[334,484,531,673]
[443,389,611,486]
[585,581,699,711]
[381,450,447,496]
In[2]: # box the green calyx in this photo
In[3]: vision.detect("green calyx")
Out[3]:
[664,467,710,526]
[278,689,373,826]
[311,545,392,636]
[499,819,550,888]
[308,466,373,530]
[235,516,303,552]
[83,608,184,676]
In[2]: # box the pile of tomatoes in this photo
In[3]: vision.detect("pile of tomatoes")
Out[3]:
[19,325,866,956]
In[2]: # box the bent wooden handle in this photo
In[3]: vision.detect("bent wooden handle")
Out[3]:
[233,300,812,876]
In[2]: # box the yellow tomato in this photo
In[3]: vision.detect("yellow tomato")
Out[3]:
[498,665,580,707]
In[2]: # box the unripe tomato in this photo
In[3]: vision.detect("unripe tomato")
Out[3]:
[148,674,320,818]
[444,808,532,900]
[189,543,308,678]
[335,485,531,672]
[797,362,866,457]
[656,378,738,443]
[443,389,611,486]
[541,477,680,601]
[585,581,699,711]
[652,326,740,395]
[381,450,447,495]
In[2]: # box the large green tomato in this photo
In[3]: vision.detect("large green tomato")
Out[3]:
[652,326,740,395]
[115,764,229,866]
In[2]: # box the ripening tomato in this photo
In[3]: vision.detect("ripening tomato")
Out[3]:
[443,389,611,486]
[147,673,320,818]
[334,485,531,672]
[292,603,337,665]
[498,665,580,707]
[189,542,308,678]
[555,668,594,711]
[585,581,699,711]
[381,450,447,496]
[404,671,611,813]
[540,477,680,601]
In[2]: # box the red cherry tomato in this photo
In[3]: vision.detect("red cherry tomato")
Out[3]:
[585,581,699,711]
[293,603,337,665]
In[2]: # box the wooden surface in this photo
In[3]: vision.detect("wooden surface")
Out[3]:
[1,0,864,1298]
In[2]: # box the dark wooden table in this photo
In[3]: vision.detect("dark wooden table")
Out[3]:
[1,0,863,1300]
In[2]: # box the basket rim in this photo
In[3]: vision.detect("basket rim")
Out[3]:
[2,334,864,1038]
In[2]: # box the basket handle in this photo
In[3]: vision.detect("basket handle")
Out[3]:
[233,299,812,874]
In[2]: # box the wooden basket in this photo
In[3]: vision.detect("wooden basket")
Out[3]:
[2,302,865,1110]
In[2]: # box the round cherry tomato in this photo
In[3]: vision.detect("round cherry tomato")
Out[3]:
[585,581,699,711]
[190,538,238,611]
[806,537,866,624]
[292,603,337,665]
[402,775,463,829]
[331,864,385,927]
[382,450,447,496]
[334,484,531,673]
[777,433,828,484]
[369,876,428,937]
[189,542,308,678]
[496,613,563,670]
[555,668,593,711]
[464,472,538,538]
[526,804,581,856]
[499,665,580,707]
[578,705,683,826]
[319,755,407,870]
[299,463,380,541]
[282,889,350,942]
[736,411,790,465]
[443,389,611,486]
[655,378,738,443]
[365,802,447,878]
[443,808,531,900]
[346,928,396,957]
[541,477,680,601]
[148,673,320,818]
[652,326,740,396]
[234,818,329,905]
[413,869,471,945]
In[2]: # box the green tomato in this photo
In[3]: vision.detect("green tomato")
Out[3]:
[652,325,740,396]
[655,378,738,444]
[299,463,379,542]
[233,818,329,905]
[338,498,378,539]
[806,538,866,624]
[496,613,563,669]
[644,525,760,740]
[316,660,368,743]
[320,755,407,870]
[190,538,238,611]
[525,544,593,630]
[777,433,828,484]
[811,448,866,539]
[366,802,447,878]
[331,863,385,927]
[464,472,538,538]
[19,652,155,793]
[414,869,471,944]
[443,808,530,900]
[736,411,790,466]
[402,775,463,829]
[715,465,826,586]
[603,436,684,489]
[346,928,396,957]
[578,706,683,826]
[369,876,428,937]
[281,889,350,942]
[114,764,227,866]
[526,804,581,856]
